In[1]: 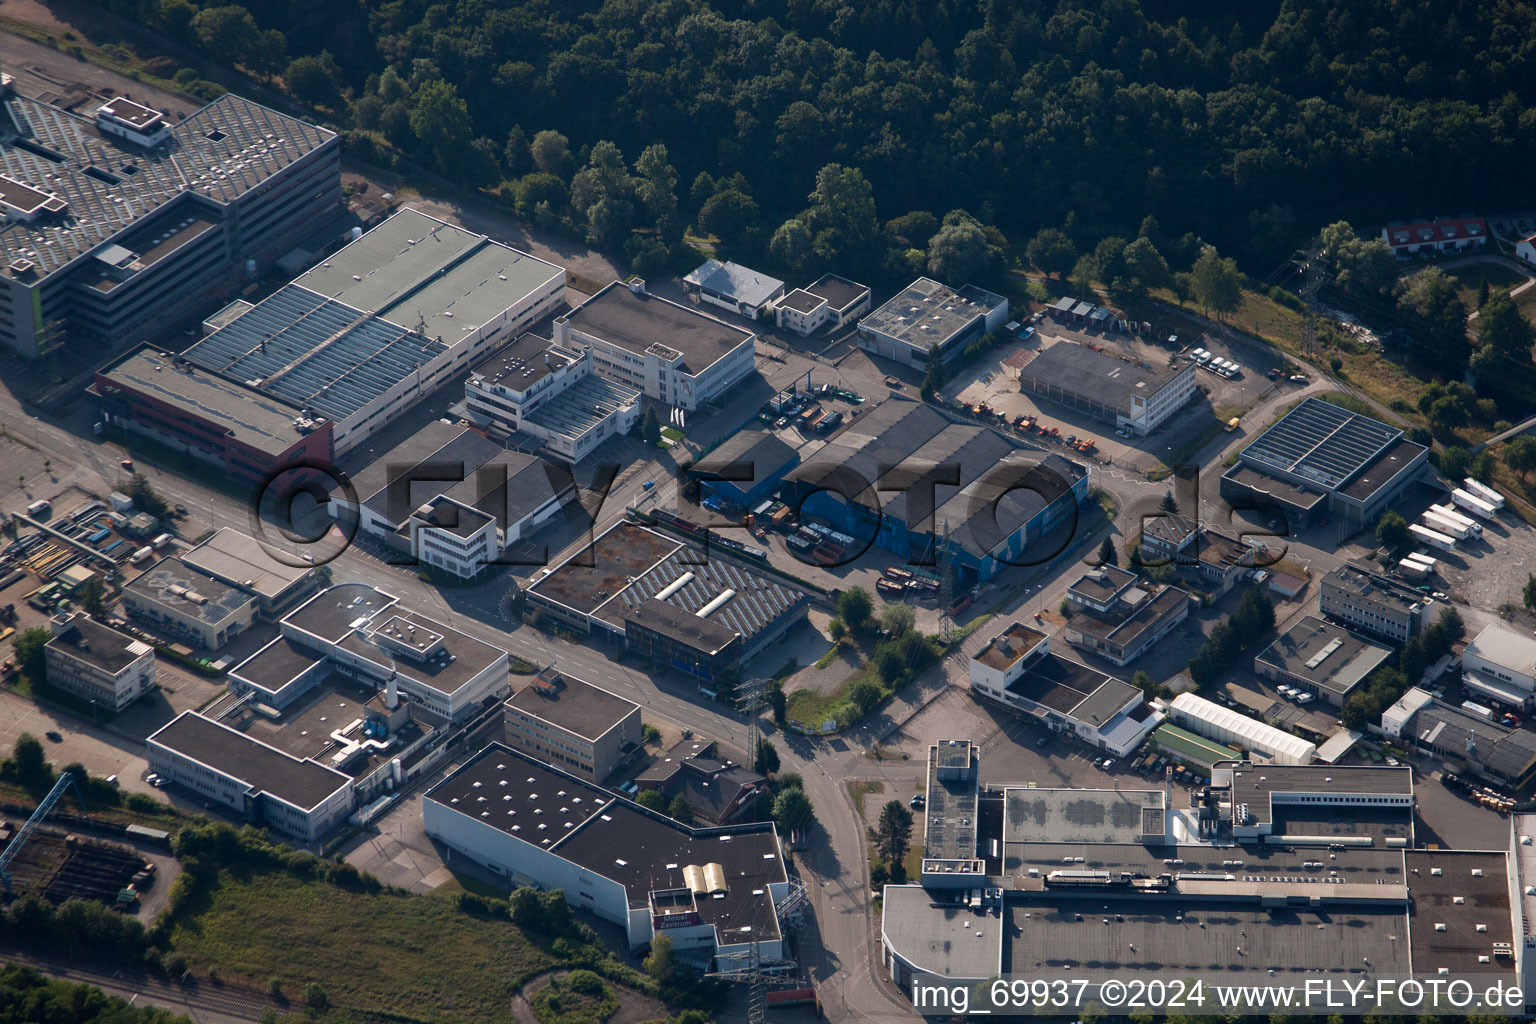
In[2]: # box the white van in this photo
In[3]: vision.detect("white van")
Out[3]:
[25,499,50,516]
[1195,350,1213,365]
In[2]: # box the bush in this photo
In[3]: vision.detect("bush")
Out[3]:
[303,982,330,1009]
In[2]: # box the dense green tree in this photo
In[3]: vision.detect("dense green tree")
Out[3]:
[1098,536,1118,567]
[848,678,883,716]
[284,54,342,107]
[190,5,259,65]
[1439,446,1473,482]
[1524,574,1536,612]
[879,601,916,637]
[874,799,914,876]
[640,409,661,446]
[1376,510,1412,554]
[837,586,874,630]
[1191,245,1242,316]
[753,738,780,776]
[408,80,473,170]
[804,164,879,263]
[635,788,665,811]
[634,143,679,225]
[887,210,938,249]
[13,627,48,684]
[926,210,990,284]
[1397,268,1471,376]
[666,794,694,824]
[1026,228,1076,278]
[644,933,677,983]
[1505,436,1536,483]
[772,785,813,833]
[1473,296,1536,406]
[769,219,814,272]
[697,189,759,244]
[919,344,946,396]
[529,130,571,178]
[1121,236,1171,295]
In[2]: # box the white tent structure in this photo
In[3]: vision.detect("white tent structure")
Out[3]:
[1168,693,1316,765]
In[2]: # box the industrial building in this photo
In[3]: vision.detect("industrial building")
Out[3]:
[423,742,802,968]
[682,259,784,320]
[1319,559,1436,643]
[856,277,1008,367]
[1166,692,1316,764]
[227,582,510,724]
[1146,722,1241,770]
[1220,397,1428,529]
[555,281,756,412]
[96,209,564,473]
[1382,688,1536,787]
[774,274,871,336]
[784,399,1088,585]
[1253,614,1395,707]
[333,421,575,577]
[1061,566,1191,666]
[463,332,640,463]
[690,429,800,508]
[881,740,1523,1004]
[123,555,257,649]
[502,668,641,783]
[1462,624,1536,709]
[523,521,811,682]
[43,612,156,712]
[1016,343,1198,436]
[180,528,318,617]
[0,84,341,358]
[968,624,1162,756]
[633,738,767,825]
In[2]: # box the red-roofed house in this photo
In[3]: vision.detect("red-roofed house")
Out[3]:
[1381,215,1488,259]
[1517,233,1536,267]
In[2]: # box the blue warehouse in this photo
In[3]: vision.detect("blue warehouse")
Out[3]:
[782,400,1089,585]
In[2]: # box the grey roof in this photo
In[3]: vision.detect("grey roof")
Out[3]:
[881,885,1002,980]
[339,608,506,697]
[230,636,324,690]
[410,496,494,538]
[1019,343,1190,410]
[1322,561,1429,613]
[1413,704,1536,781]
[126,557,254,625]
[0,91,333,277]
[625,598,741,656]
[1220,462,1329,511]
[563,283,754,373]
[1067,565,1137,604]
[683,259,784,308]
[468,332,573,391]
[46,615,149,673]
[859,277,1006,352]
[805,273,868,312]
[1066,583,1190,649]
[775,289,823,314]
[1337,437,1428,502]
[923,742,979,862]
[95,347,309,458]
[693,430,797,489]
[293,207,562,342]
[182,528,314,601]
[148,710,351,811]
[522,372,640,441]
[1003,650,1141,727]
[1254,615,1394,697]
[1225,763,1413,827]
[1003,787,1164,845]
[505,673,639,741]
[282,582,397,644]
[1404,849,1515,976]
[1138,512,1197,549]
[182,282,448,424]
[1240,397,1402,491]
[1465,624,1536,676]
[351,420,486,518]
[426,743,785,940]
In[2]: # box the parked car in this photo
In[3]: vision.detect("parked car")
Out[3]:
[1102,758,1117,771]
[909,793,926,809]
[1036,735,1050,748]
[45,730,62,742]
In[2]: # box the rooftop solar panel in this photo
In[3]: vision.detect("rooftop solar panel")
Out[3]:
[1240,397,1400,490]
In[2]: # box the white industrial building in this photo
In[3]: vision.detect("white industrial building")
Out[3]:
[774,274,871,336]
[1209,760,1414,840]
[682,259,784,320]
[555,281,757,412]
[856,277,1008,367]
[423,742,803,968]
[43,612,156,712]
[1166,692,1316,765]
[1462,624,1536,708]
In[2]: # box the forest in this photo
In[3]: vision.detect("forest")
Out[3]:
[80,0,1536,279]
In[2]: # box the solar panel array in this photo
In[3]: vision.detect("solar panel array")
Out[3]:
[182,284,447,422]
[1241,397,1401,490]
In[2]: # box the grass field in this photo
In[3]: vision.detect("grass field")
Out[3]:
[1441,262,1525,311]
[847,780,884,818]
[170,869,556,1022]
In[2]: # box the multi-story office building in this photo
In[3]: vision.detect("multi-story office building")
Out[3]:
[180,528,318,618]
[1319,560,1436,643]
[502,669,641,783]
[856,277,1008,367]
[43,612,156,711]
[0,84,340,357]
[124,556,256,649]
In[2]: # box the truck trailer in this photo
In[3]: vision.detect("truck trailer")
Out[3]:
[1462,477,1505,509]
[1409,523,1457,552]
[1422,511,1474,541]
[1451,488,1498,520]
[1428,504,1480,535]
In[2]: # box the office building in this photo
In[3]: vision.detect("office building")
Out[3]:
[1253,614,1394,707]
[502,668,641,783]
[180,527,318,617]
[774,274,871,336]
[1017,343,1197,436]
[555,280,756,411]
[1319,560,1435,643]
[682,259,783,320]
[43,612,155,711]
[0,85,340,358]
[856,277,1008,367]
[1062,566,1191,666]
[124,556,256,649]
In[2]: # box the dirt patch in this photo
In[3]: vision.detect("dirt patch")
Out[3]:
[510,971,667,1024]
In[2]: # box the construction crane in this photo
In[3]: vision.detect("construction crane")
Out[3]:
[0,771,86,892]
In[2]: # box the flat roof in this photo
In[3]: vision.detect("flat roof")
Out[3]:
[1151,723,1241,766]
[1005,651,1141,727]
[426,743,785,940]
[341,607,506,697]
[1020,342,1190,409]
[410,495,493,538]
[1323,561,1430,613]
[1003,787,1164,845]
[1066,584,1190,647]
[182,528,314,601]
[1067,565,1136,605]
[1240,397,1402,491]
[182,282,448,425]
[881,885,1002,979]
[923,742,979,862]
[972,622,1049,672]
[125,557,253,625]
[1465,624,1536,675]
[775,289,823,314]
[594,544,809,643]
[1254,615,1395,696]
[683,259,784,308]
[563,283,754,374]
[46,615,150,673]
[805,273,868,312]
[148,710,351,811]
[1225,763,1413,821]
[293,207,563,341]
[1338,437,1427,502]
[1405,849,1515,976]
[520,372,640,441]
[95,347,308,458]
[505,673,639,741]
[231,635,323,690]
[859,277,1006,351]
[1220,462,1329,511]
[468,332,576,391]
[527,521,681,616]
[350,420,492,519]
[98,96,162,128]
[625,598,740,656]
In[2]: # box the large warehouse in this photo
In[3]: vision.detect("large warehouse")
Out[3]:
[856,277,1008,367]
[0,86,340,358]
[1253,614,1394,707]
[1166,692,1316,764]
[783,400,1088,584]
[1220,397,1428,528]
[880,741,1525,1004]
[1017,343,1197,436]
[523,521,811,683]
[424,742,799,968]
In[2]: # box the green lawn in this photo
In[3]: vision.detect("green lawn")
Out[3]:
[786,685,846,728]
[847,780,884,818]
[170,870,556,1022]
[1441,262,1525,310]
[660,426,685,442]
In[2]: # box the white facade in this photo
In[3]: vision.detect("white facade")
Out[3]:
[464,342,640,462]
[1121,361,1198,435]
[409,498,500,578]
[683,260,784,320]
[43,613,156,712]
[94,98,173,147]
[1464,625,1536,707]
[1168,693,1316,764]
[1517,236,1536,267]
